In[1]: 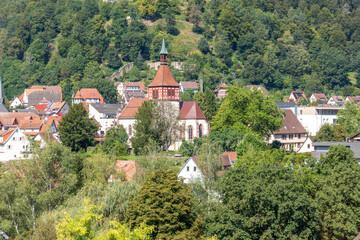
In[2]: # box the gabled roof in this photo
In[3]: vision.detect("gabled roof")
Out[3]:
[74,89,104,103]
[18,119,43,129]
[28,91,61,106]
[148,65,179,87]
[330,96,345,103]
[273,109,306,134]
[18,93,24,102]
[91,104,124,114]
[34,104,48,112]
[124,91,145,102]
[0,128,16,144]
[118,98,148,119]
[290,91,307,101]
[180,81,199,90]
[0,112,41,126]
[346,96,360,104]
[25,86,62,100]
[124,82,145,91]
[179,101,206,120]
[221,152,237,161]
[311,93,328,101]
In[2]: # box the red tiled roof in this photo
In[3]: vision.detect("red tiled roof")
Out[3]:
[124,82,145,91]
[221,152,237,161]
[311,93,328,101]
[74,89,104,103]
[180,81,199,89]
[118,98,149,119]
[179,101,206,119]
[273,109,306,134]
[19,119,43,129]
[26,86,62,100]
[18,93,24,102]
[331,95,345,103]
[34,104,48,112]
[148,65,179,87]
[0,113,42,126]
[0,128,16,144]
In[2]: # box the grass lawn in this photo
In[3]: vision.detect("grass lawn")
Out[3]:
[348,72,357,85]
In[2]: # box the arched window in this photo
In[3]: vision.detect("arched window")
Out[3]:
[128,125,132,136]
[188,126,193,140]
[199,124,203,138]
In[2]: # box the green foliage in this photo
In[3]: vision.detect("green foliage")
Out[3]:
[211,87,284,138]
[236,133,267,156]
[102,125,129,157]
[313,123,346,142]
[196,138,222,180]
[125,169,198,239]
[337,102,360,136]
[193,88,217,121]
[59,103,98,151]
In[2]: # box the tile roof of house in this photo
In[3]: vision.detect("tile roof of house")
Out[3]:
[346,96,360,104]
[124,82,145,91]
[0,112,42,126]
[330,96,345,103]
[180,81,199,89]
[118,98,148,119]
[18,119,43,129]
[312,142,360,159]
[276,102,296,109]
[221,152,237,161]
[273,109,306,134]
[18,93,24,102]
[25,86,62,100]
[91,104,124,114]
[74,88,104,103]
[28,91,61,106]
[214,83,228,93]
[0,104,8,112]
[49,102,66,112]
[179,101,206,120]
[0,128,16,144]
[37,131,59,142]
[311,93,328,101]
[34,104,48,112]
[124,91,145,102]
[148,64,180,87]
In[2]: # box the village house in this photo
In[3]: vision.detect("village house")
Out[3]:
[309,93,328,104]
[180,81,199,93]
[221,151,237,168]
[214,83,228,98]
[297,136,315,153]
[288,90,307,102]
[89,103,124,135]
[311,142,360,162]
[291,105,342,136]
[21,86,62,107]
[327,96,345,106]
[118,38,210,150]
[73,88,104,104]
[116,81,145,98]
[345,96,360,105]
[0,127,31,162]
[269,109,307,152]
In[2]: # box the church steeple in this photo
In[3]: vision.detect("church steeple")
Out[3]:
[0,77,4,104]
[159,36,168,64]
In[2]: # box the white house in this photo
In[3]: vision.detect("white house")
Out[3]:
[327,96,345,106]
[89,103,124,135]
[10,96,22,109]
[177,157,204,184]
[0,127,31,162]
[309,93,328,104]
[292,106,343,136]
[297,136,314,153]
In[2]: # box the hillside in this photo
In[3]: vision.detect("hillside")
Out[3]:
[0,0,360,102]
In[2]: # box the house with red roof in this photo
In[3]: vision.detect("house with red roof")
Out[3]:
[327,96,345,106]
[309,93,328,104]
[0,127,31,162]
[180,81,199,93]
[73,88,104,104]
[288,90,307,103]
[118,38,210,150]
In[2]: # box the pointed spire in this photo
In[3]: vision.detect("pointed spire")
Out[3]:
[0,77,4,104]
[159,36,168,55]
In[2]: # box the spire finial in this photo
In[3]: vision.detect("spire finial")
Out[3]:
[159,36,168,55]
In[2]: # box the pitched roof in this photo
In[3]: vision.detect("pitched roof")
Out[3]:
[91,104,124,114]
[33,104,48,112]
[180,81,199,90]
[276,102,296,109]
[118,98,148,119]
[28,91,61,106]
[147,64,179,87]
[221,152,237,161]
[346,96,360,104]
[18,119,43,129]
[124,82,145,91]
[25,86,62,100]
[330,96,345,103]
[290,91,307,101]
[311,93,328,101]
[0,104,8,112]
[179,101,206,120]
[0,112,42,126]
[18,93,24,102]
[124,91,145,102]
[74,89,104,103]
[0,128,16,144]
[273,109,306,134]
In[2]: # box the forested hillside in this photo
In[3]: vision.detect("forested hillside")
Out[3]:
[1,0,360,102]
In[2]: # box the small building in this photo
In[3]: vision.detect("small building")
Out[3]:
[311,142,360,162]
[309,93,328,104]
[89,103,124,135]
[116,81,145,99]
[220,151,237,168]
[288,90,307,102]
[269,109,307,152]
[23,86,62,106]
[0,127,31,162]
[47,102,69,116]
[177,157,204,184]
[123,91,145,104]
[10,94,24,109]
[327,96,345,106]
[297,136,315,153]
[28,92,61,107]
[180,81,199,93]
[345,96,360,105]
[73,88,104,104]
[214,83,228,98]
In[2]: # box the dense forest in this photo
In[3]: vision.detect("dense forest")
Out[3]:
[1,0,360,103]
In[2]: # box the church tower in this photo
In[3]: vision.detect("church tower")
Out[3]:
[148,37,180,103]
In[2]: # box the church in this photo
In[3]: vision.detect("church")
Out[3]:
[118,38,210,150]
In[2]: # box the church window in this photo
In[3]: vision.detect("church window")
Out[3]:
[188,126,193,140]
[199,124,203,138]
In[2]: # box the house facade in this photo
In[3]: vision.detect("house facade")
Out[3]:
[288,90,307,102]
[297,136,315,153]
[180,81,199,93]
[177,157,205,184]
[311,142,360,162]
[73,88,104,104]
[327,96,345,106]
[89,103,124,135]
[0,127,31,162]
[269,109,307,152]
[309,93,328,104]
